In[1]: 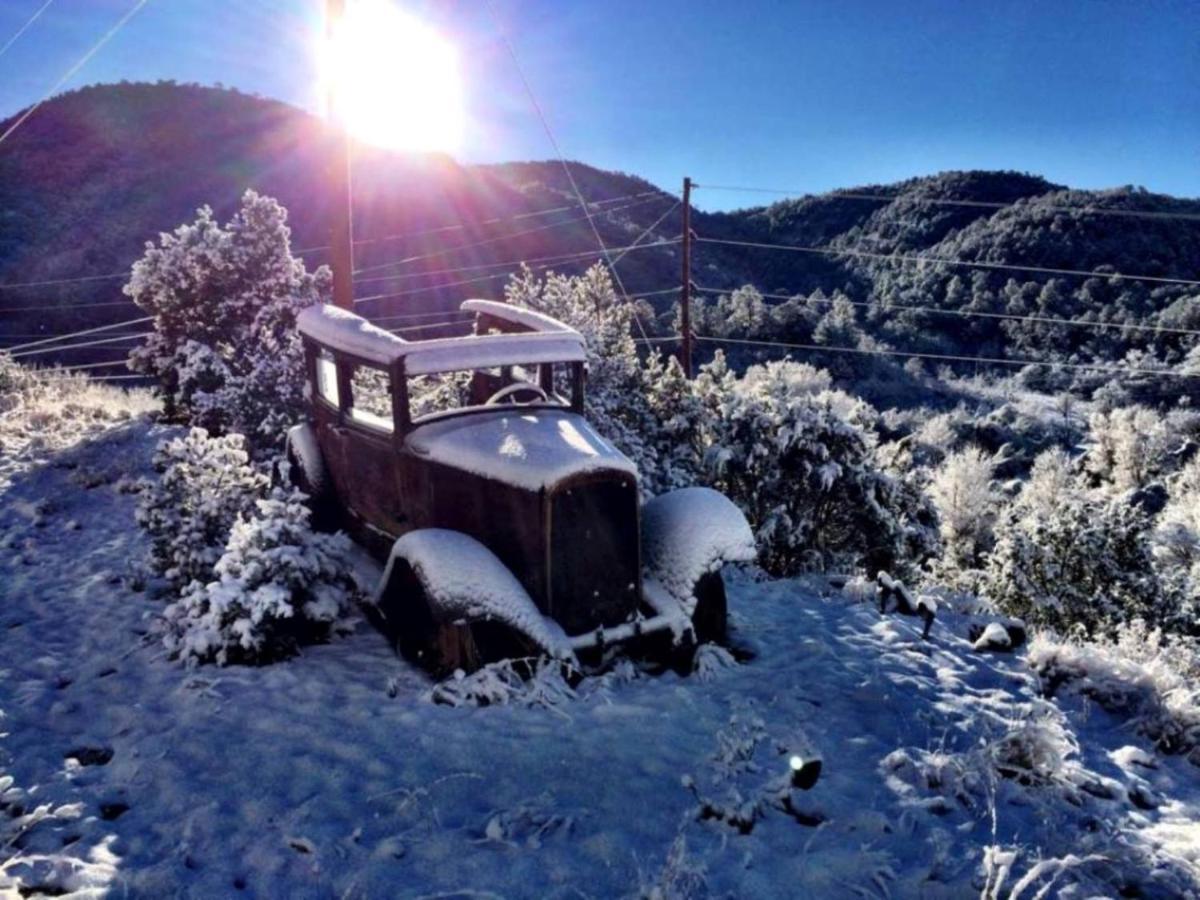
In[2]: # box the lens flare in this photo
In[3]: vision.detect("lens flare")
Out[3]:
[324,0,462,154]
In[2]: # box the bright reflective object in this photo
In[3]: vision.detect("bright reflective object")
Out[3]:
[324,0,463,154]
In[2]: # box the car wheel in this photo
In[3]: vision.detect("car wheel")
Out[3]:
[286,435,337,532]
[377,559,536,677]
[691,570,728,645]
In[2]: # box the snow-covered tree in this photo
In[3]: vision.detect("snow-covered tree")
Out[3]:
[641,351,705,494]
[162,490,356,665]
[710,285,767,338]
[1083,406,1174,492]
[503,263,663,488]
[982,449,1165,637]
[137,428,269,593]
[1150,458,1200,633]
[926,446,1000,589]
[126,191,330,453]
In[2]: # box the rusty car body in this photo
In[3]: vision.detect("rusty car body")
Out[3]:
[289,299,755,674]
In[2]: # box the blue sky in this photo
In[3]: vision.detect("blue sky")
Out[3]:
[0,0,1195,211]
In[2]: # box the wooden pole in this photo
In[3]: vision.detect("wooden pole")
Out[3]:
[680,176,693,377]
[326,0,354,310]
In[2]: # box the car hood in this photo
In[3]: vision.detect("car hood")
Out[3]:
[405,409,638,491]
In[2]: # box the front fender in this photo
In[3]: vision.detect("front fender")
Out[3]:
[641,488,756,616]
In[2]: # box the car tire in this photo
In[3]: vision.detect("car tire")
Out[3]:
[377,558,536,677]
[691,570,728,645]
[286,431,338,532]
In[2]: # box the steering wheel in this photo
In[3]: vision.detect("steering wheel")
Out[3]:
[485,382,549,406]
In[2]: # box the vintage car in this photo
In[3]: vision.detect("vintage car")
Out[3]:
[288,299,756,674]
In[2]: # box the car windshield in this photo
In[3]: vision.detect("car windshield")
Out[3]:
[409,362,570,422]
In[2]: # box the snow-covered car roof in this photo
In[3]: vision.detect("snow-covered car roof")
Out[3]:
[297,301,586,376]
[405,408,637,490]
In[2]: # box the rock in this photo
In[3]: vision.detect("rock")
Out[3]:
[972,622,1012,652]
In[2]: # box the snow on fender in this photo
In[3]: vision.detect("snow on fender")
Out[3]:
[641,488,757,615]
[377,529,577,663]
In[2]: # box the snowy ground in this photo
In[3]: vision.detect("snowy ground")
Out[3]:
[3,416,1200,898]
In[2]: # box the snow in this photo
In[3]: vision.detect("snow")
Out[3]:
[400,332,586,377]
[378,528,575,661]
[640,487,757,613]
[406,409,637,490]
[461,298,575,334]
[297,304,407,366]
[297,303,586,376]
[973,621,1012,651]
[3,415,1200,897]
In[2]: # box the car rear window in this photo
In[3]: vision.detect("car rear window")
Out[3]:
[349,366,393,433]
[316,350,339,406]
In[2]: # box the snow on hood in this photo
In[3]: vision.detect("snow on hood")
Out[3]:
[405,410,637,490]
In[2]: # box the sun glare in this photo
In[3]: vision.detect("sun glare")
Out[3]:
[324,0,463,155]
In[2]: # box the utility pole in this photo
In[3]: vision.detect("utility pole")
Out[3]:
[680,176,693,377]
[326,0,354,310]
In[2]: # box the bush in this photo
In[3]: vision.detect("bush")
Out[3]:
[699,355,935,576]
[925,446,999,591]
[981,450,1166,637]
[1028,623,1200,762]
[127,191,330,454]
[1083,406,1176,492]
[1150,457,1200,632]
[136,428,268,593]
[162,489,356,665]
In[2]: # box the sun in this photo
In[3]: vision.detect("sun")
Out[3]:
[324,0,463,155]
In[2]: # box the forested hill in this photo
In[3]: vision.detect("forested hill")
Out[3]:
[3,81,1200,376]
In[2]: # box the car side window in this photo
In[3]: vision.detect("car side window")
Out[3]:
[349,366,394,433]
[316,349,340,407]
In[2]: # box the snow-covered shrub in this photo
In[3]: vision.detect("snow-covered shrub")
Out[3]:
[504,264,661,478]
[1083,405,1175,492]
[136,428,268,592]
[504,263,704,495]
[1028,624,1200,761]
[427,658,578,709]
[698,354,935,575]
[161,490,356,665]
[925,446,1000,591]
[981,449,1165,637]
[1150,457,1200,630]
[127,191,330,453]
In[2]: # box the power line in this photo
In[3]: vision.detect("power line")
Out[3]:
[294,189,663,255]
[609,200,682,269]
[0,0,151,150]
[353,194,666,276]
[11,330,148,357]
[694,334,1197,379]
[0,0,55,62]
[57,359,132,372]
[369,309,472,324]
[86,373,147,382]
[693,183,1200,224]
[693,284,1200,340]
[696,236,1200,289]
[354,249,678,310]
[6,316,152,353]
[354,238,680,288]
[483,0,647,344]
[0,272,127,291]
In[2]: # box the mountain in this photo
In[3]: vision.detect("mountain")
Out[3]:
[2,81,1199,377]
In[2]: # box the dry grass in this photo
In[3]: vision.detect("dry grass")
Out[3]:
[0,356,158,487]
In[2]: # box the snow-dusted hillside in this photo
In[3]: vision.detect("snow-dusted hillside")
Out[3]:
[2,415,1199,898]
